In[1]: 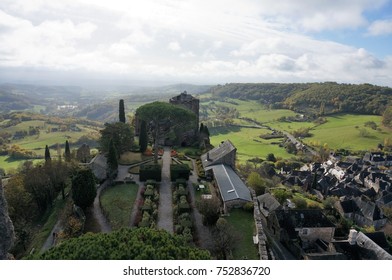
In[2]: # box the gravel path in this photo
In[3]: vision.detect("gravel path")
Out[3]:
[187,159,214,251]
[157,147,174,233]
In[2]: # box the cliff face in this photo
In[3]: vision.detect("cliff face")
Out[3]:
[0,178,15,260]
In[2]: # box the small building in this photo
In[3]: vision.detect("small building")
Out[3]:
[201,140,236,171]
[88,154,108,182]
[208,164,252,213]
[257,193,282,219]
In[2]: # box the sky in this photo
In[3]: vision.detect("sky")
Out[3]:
[0,0,392,86]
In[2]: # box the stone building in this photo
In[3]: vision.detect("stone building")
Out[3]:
[169,91,199,130]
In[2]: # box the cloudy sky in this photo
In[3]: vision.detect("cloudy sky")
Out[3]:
[1,0,392,86]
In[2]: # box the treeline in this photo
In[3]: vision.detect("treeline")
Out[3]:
[210,82,392,115]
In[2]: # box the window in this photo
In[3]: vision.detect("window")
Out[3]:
[302,228,309,235]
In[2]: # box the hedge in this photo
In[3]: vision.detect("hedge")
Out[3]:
[170,164,190,181]
[140,164,162,181]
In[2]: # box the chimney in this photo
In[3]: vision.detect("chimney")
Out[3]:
[207,152,211,161]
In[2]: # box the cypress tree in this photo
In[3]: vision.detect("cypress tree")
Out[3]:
[199,123,204,133]
[44,145,51,162]
[65,140,71,162]
[119,99,126,123]
[71,168,96,209]
[139,120,148,153]
[107,138,118,175]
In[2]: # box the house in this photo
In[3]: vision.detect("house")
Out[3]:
[377,193,392,207]
[201,140,236,171]
[201,140,252,213]
[269,209,336,245]
[268,209,337,259]
[337,196,387,230]
[257,193,282,219]
[333,229,392,260]
[88,154,108,182]
[208,164,252,213]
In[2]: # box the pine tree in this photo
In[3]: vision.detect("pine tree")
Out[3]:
[44,145,51,162]
[107,139,118,176]
[119,99,126,123]
[199,123,204,133]
[139,120,148,153]
[65,140,71,162]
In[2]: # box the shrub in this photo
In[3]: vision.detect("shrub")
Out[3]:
[140,164,162,181]
[170,164,190,181]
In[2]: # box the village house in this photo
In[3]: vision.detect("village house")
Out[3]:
[201,140,252,213]
[268,209,340,259]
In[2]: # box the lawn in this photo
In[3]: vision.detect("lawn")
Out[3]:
[210,126,292,162]
[0,155,43,173]
[225,208,259,260]
[303,114,391,151]
[100,183,139,230]
[118,151,152,165]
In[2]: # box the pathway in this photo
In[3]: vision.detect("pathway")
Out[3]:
[91,181,112,233]
[187,158,214,251]
[157,147,174,233]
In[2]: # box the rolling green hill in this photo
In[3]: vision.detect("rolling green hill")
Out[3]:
[209,82,392,116]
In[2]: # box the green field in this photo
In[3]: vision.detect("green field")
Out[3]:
[210,126,292,163]
[100,183,139,230]
[304,114,391,151]
[0,155,43,173]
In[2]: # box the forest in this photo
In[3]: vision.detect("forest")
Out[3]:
[211,82,392,115]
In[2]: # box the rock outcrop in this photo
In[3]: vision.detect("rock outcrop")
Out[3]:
[0,177,15,260]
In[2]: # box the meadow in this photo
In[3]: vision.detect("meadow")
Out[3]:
[210,126,292,163]
[205,97,391,162]
[304,114,391,151]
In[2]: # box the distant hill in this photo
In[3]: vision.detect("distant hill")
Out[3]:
[210,82,392,115]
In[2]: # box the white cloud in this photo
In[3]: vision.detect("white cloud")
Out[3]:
[168,41,181,52]
[367,19,392,36]
[0,0,391,86]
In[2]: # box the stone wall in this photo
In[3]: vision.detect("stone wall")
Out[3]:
[250,188,271,260]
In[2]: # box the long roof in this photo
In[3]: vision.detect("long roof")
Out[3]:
[210,164,252,203]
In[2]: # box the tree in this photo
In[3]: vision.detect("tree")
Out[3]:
[99,122,134,155]
[382,106,392,128]
[35,227,211,260]
[211,218,240,260]
[65,140,71,162]
[71,168,96,209]
[196,197,220,226]
[24,165,54,213]
[119,99,126,123]
[44,145,51,162]
[247,172,266,196]
[139,120,148,153]
[136,102,196,163]
[107,138,118,177]
[266,153,276,162]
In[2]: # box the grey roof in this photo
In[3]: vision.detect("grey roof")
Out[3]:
[257,193,281,216]
[201,140,236,169]
[211,164,252,203]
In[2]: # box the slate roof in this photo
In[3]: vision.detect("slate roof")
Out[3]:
[354,196,384,221]
[274,209,335,229]
[210,164,252,203]
[201,140,236,169]
[257,193,281,216]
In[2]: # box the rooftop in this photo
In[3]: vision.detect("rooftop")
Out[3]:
[210,164,252,203]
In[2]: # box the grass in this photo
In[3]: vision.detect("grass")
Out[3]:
[118,151,152,165]
[100,183,139,230]
[210,127,292,163]
[0,155,43,173]
[303,114,391,151]
[225,208,259,260]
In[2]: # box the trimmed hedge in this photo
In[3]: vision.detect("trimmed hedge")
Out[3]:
[170,164,190,181]
[140,164,162,181]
